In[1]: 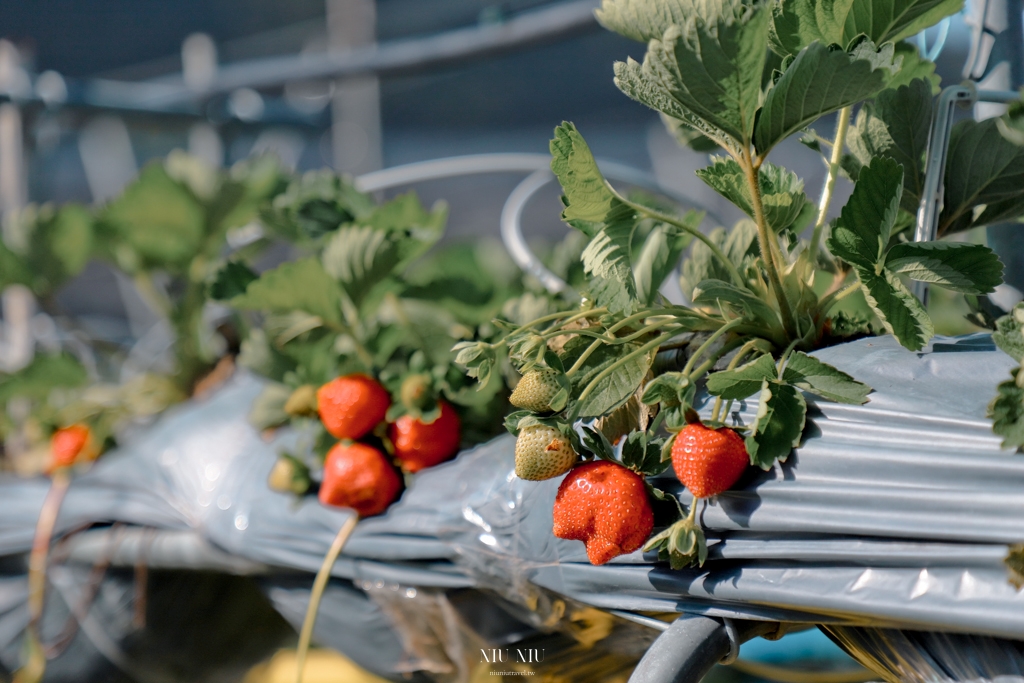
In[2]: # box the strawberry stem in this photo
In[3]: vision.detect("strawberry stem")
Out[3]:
[710,339,761,422]
[681,319,745,376]
[295,514,359,683]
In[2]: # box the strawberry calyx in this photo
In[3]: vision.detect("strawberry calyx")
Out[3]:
[643,499,707,569]
[268,452,312,495]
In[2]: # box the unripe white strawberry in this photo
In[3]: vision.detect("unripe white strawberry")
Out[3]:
[510,369,565,413]
[515,425,577,481]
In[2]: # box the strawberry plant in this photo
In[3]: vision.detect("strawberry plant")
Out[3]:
[458,0,1020,568]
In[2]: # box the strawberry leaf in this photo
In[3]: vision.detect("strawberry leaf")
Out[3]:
[769,0,962,57]
[885,242,1003,295]
[209,260,258,301]
[993,306,1024,362]
[582,424,618,462]
[504,410,533,436]
[754,41,894,156]
[858,268,934,351]
[232,257,344,325]
[564,338,656,418]
[596,0,698,42]
[633,221,698,306]
[782,352,871,404]
[612,3,770,150]
[692,279,781,328]
[846,78,934,212]
[550,123,641,314]
[696,157,813,235]
[746,380,806,469]
[680,221,758,299]
[621,430,670,476]
[829,156,904,271]
[706,354,778,400]
[989,368,1024,450]
[939,118,1024,236]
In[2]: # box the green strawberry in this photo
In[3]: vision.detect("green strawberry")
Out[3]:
[510,369,568,413]
[515,425,578,481]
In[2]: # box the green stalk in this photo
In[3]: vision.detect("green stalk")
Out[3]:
[819,280,861,314]
[809,106,853,258]
[741,150,798,341]
[564,309,684,378]
[619,198,746,288]
[682,318,744,376]
[711,339,761,422]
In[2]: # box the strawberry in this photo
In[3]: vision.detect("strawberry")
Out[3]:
[389,400,461,472]
[399,373,432,411]
[514,425,577,481]
[50,424,98,470]
[317,374,390,440]
[671,422,748,498]
[267,454,311,495]
[319,442,400,517]
[510,369,565,413]
[552,461,654,565]
[284,384,319,418]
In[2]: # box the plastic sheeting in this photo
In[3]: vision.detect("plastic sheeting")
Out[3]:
[2,333,1024,679]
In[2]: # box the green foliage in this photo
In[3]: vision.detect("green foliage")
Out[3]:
[0,204,94,296]
[939,118,1024,235]
[829,157,1002,350]
[846,78,933,211]
[747,380,806,469]
[769,0,963,56]
[697,158,813,234]
[753,40,895,155]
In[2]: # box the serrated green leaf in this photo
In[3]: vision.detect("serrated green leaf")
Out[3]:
[993,307,1024,362]
[264,170,374,240]
[706,354,778,399]
[885,241,1003,294]
[45,205,94,280]
[661,113,721,151]
[888,42,940,92]
[209,260,258,300]
[754,41,893,155]
[939,118,1024,236]
[581,220,641,315]
[680,221,758,299]
[565,340,655,418]
[634,221,697,305]
[746,380,806,469]
[857,267,933,350]
[583,424,618,461]
[828,156,904,269]
[99,163,205,269]
[782,351,871,404]
[696,157,813,234]
[769,0,962,57]
[692,279,781,327]
[846,78,933,212]
[597,0,720,42]
[321,225,402,305]
[232,257,343,325]
[612,3,770,148]
[550,123,640,314]
[988,368,1024,450]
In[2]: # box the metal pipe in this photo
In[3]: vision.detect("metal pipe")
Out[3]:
[627,615,776,683]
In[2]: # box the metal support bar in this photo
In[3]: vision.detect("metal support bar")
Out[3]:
[627,615,776,683]
[911,84,1020,302]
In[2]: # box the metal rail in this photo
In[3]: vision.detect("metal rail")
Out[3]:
[0,0,601,117]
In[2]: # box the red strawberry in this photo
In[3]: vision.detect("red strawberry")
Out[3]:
[317,374,390,440]
[552,461,654,565]
[389,400,461,473]
[319,442,400,517]
[671,423,748,498]
[50,424,98,470]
